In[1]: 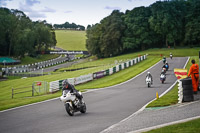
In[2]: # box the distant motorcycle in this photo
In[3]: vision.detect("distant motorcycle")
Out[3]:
[160,74,166,84]
[60,90,86,116]
[146,76,152,88]
[170,54,173,59]
[162,67,166,74]
[165,64,169,71]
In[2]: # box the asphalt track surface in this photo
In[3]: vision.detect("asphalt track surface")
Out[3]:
[0,57,188,133]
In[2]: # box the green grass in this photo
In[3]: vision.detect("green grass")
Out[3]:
[20,54,59,65]
[145,118,200,133]
[146,84,178,107]
[55,30,87,51]
[0,48,200,111]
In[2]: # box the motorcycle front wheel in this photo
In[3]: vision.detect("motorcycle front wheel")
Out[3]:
[148,83,150,88]
[80,103,86,113]
[65,103,74,116]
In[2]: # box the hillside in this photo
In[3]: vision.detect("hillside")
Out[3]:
[55,30,87,51]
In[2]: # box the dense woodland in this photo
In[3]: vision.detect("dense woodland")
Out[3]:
[53,22,85,30]
[86,0,200,58]
[0,8,56,58]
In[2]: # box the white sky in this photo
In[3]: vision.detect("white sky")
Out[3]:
[1,0,160,27]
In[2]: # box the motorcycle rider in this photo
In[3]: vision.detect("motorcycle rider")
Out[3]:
[62,80,83,103]
[146,72,153,84]
[170,53,173,59]
[163,56,166,64]
[160,69,166,77]
[165,61,169,71]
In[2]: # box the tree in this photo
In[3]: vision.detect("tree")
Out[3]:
[86,24,102,58]
[0,7,57,57]
[185,0,200,46]
[86,10,125,58]
[123,7,158,51]
[149,1,185,47]
[99,10,125,57]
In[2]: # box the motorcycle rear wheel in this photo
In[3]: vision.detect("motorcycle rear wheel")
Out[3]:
[65,103,74,116]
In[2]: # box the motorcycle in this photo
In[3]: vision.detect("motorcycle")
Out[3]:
[170,54,173,59]
[165,64,169,71]
[60,90,86,116]
[162,67,166,74]
[160,74,166,84]
[146,76,152,88]
[163,58,166,64]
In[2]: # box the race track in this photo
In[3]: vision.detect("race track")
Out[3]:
[0,57,188,133]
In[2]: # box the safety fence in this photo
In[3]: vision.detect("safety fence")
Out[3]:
[12,81,48,98]
[49,55,147,92]
[2,55,68,74]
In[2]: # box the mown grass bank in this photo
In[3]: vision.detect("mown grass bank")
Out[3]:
[55,30,87,51]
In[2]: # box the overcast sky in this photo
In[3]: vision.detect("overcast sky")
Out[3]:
[1,0,160,27]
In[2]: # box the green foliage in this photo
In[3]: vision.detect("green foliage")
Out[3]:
[86,0,200,58]
[123,6,156,51]
[86,10,125,58]
[185,0,200,46]
[53,22,85,30]
[0,8,56,58]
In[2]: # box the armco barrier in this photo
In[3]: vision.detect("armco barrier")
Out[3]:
[49,55,147,92]
[74,74,93,85]
[93,71,105,79]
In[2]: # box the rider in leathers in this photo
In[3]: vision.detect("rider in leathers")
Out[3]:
[146,72,153,84]
[62,80,83,103]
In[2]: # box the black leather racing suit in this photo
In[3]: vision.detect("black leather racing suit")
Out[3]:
[62,84,83,102]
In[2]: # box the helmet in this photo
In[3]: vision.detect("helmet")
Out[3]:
[62,80,69,87]
[147,72,150,74]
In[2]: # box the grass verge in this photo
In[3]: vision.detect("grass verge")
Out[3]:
[145,118,200,133]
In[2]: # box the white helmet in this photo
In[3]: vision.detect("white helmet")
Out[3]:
[147,72,150,74]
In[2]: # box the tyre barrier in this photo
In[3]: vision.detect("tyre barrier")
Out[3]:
[181,77,194,102]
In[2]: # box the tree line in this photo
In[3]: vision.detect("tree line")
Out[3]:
[86,0,200,58]
[0,8,57,58]
[53,22,85,30]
